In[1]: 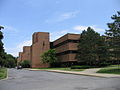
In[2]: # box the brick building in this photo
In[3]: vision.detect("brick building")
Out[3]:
[17,46,31,65]
[22,46,31,61]
[17,52,23,64]
[51,33,80,63]
[31,32,50,68]
[17,32,80,68]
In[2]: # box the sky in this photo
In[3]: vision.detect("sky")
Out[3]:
[0,0,120,57]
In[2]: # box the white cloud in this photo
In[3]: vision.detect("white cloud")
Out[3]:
[50,30,69,41]
[91,25,105,32]
[50,25,105,41]
[45,11,79,23]
[6,40,32,57]
[17,40,32,50]
[73,25,105,32]
[2,25,18,32]
[73,25,88,31]
[60,11,79,20]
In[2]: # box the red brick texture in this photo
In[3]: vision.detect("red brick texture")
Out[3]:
[22,46,31,61]
[53,33,80,62]
[17,52,23,65]
[31,32,50,68]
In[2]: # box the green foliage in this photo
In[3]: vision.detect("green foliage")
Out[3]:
[0,26,17,68]
[4,54,17,68]
[76,27,108,66]
[19,60,30,68]
[71,65,91,69]
[41,49,58,65]
[0,26,6,67]
[0,26,4,30]
[105,11,120,63]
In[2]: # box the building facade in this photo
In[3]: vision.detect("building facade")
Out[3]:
[17,32,80,68]
[22,46,31,61]
[31,32,50,68]
[52,33,80,63]
[17,52,23,64]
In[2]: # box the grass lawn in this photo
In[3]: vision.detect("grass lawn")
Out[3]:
[97,65,120,74]
[0,68,7,80]
[36,67,84,72]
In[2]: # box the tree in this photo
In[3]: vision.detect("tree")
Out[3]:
[41,49,58,66]
[0,26,5,67]
[76,27,108,66]
[105,11,120,65]
[4,54,17,68]
[96,36,109,65]
[0,26,17,68]
[19,60,30,68]
[0,26,4,30]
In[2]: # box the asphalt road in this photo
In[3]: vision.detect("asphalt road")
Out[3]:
[0,69,120,90]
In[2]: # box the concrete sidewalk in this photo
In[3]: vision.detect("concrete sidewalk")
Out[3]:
[29,68,120,78]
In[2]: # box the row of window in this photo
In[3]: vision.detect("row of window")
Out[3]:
[56,50,78,56]
[51,39,79,48]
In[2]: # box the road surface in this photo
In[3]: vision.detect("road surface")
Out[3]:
[0,69,120,90]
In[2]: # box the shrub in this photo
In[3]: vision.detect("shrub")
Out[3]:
[98,62,111,67]
[20,60,30,68]
[71,65,92,69]
[41,49,58,66]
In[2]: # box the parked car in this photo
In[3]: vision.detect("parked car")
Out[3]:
[17,65,22,69]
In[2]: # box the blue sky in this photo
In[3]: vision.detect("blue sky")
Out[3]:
[0,0,120,56]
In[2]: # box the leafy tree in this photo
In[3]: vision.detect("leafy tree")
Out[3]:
[105,11,120,65]
[0,26,17,68]
[20,60,30,68]
[41,49,58,65]
[4,54,17,68]
[76,27,108,66]
[0,26,5,67]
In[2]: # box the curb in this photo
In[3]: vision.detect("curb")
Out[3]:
[44,70,107,78]
[29,69,118,78]
[0,68,8,81]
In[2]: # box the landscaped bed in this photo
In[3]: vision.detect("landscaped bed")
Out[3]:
[97,65,120,74]
[0,68,7,80]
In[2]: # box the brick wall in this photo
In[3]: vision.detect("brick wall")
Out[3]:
[31,32,50,68]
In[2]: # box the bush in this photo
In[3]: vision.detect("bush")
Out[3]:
[71,65,92,69]
[41,49,58,66]
[20,60,30,68]
[98,62,111,67]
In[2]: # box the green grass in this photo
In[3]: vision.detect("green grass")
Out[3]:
[97,65,120,74]
[35,67,84,72]
[0,68,7,80]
